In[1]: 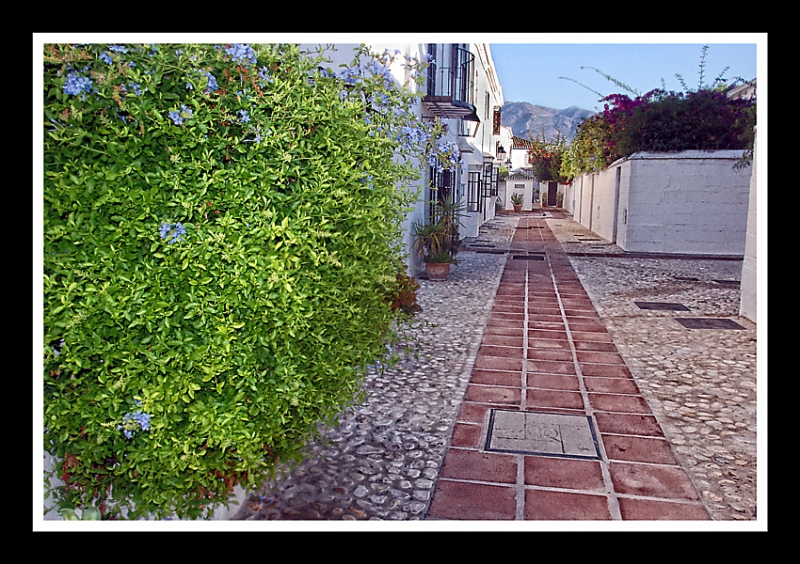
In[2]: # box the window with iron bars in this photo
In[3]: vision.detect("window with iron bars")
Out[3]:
[466,171,482,213]
[429,166,456,220]
[483,162,498,198]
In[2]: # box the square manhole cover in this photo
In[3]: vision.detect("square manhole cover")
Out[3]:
[674,318,746,330]
[485,410,601,460]
[635,301,690,311]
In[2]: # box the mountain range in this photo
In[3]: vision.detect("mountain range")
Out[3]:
[501,101,595,141]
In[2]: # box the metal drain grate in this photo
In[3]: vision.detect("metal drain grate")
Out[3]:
[512,255,545,260]
[476,249,507,254]
[675,318,746,330]
[485,410,601,459]
[713,280,741,287]
[635,301,690,311]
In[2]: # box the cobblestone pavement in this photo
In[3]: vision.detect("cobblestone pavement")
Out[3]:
[231,215,518,521]
[231,211,760,525]
[547,218,759,521]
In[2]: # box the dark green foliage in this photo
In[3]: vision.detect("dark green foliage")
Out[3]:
[43,43,434,519]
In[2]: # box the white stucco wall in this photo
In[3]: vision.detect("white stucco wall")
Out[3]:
[624,151,750,255]
[571,151,751,256]
[739,130,757,322]
[502,176,536,210]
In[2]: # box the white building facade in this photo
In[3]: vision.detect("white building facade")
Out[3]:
[298,42,505,274]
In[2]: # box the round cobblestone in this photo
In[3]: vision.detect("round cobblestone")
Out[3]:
[231,216,517,520]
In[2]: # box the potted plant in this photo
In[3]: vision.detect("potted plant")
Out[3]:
[511,193,524,212]
[556,191,564,208]
[411,194,465,281]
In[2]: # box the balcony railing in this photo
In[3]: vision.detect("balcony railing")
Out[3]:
[423,46,479,121]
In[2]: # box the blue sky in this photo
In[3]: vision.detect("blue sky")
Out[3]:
[490,36,762,111]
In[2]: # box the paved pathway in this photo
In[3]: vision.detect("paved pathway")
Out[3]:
[232,210,759,525]
[428,214,711,520]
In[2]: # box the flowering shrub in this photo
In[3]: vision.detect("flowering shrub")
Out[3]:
[43,43,444,519]
[528,132,567,183]
[561,85,755,179]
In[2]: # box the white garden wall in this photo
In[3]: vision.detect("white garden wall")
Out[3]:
[571,150,751,256]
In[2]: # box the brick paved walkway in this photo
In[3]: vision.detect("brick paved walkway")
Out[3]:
[427,215,711,520]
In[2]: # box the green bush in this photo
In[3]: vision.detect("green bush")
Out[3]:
[43,43,441,519]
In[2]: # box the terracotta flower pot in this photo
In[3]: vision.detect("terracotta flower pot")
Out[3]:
[513,204,522,213]
[425,262,451,281]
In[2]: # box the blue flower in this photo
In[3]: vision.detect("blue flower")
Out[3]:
[118,409,151,439]
[168,111,183,125]
[159,222,172,239]
[99,51,113,65]
[225,43,257,67]
[204,72,218,93]
[159,222,186,243]
[129,82,142,96]
[239,109,250,123]
[63,72,92,97]
[109,45,128,53]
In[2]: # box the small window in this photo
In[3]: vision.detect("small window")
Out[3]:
[467,171,482,213]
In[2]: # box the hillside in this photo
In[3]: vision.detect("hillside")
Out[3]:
[501,101,595,141]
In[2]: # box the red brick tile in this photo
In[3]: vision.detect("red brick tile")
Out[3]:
[450,423,484,448]
[465,384,521,405]
[459,401,510,423]
[528,320,567,331]
[528,338,571,350]
[617,498,710,520]
[481,334,524,348]
[470,369,522,387]
[528,330,569,341]
[573,341,618,352]
[475,355,524,372]
[588,393,653,415]
[580,363,633,378]
[479,345,524,358]
[526,389,584,410]
[529,308,563,317]
[609,462,700,500]
[594,413,665,437]
[527,359,576,375]
[571,331,613,342]
[603,435,678,465]
[526,348,573,362]
[566,319,606,331]
[487,317,525,329]
[439,449,518,483]
[524,456,606,491]
[428,480,517,520]
[576,351,626,365]
[524,489,612,520]
[483,326,524,338]
[584,377,641,395]
[528,313,564,323]
[492,303,526,314]
[527,373,580,391]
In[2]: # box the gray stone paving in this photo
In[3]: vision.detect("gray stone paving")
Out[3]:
[231,215,518,520]
[548,219,758,521]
